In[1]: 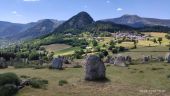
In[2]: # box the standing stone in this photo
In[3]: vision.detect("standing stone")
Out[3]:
[114,55,127,67]
[125,56,132,64]
[142,56,150,63]
[0,57,7,68]
[165,53,170,63]
[51,58,63,69]
[109,57,115,64]
[84,55,106,81]
[157,56,164,62]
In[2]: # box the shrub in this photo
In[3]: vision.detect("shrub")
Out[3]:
[0,73,20,96]
[101,50,108,57]
[112,48,118,54]
[0,84,18,96]
[58,80,68,86]
[119,46,126,52]
[167,75,170,79]
[30,78,48,89]
[0,72,20,86]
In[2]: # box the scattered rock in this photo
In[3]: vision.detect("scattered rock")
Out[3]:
[114,55,127,67]
[157,56,164,62]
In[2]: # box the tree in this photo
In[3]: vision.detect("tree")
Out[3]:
[157,37,162,45]
[132,40,137,49]
[92,39,98,47]
[109,40,115,46]
[153,38,157,43]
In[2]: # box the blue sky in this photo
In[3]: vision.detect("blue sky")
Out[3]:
[0,0,169,23]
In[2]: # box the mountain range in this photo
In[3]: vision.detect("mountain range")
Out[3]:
[1,12,170,41]
[0,19,64,40]
[103,15,170,28]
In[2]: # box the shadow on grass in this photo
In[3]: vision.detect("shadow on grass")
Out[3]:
[85,77,110,83]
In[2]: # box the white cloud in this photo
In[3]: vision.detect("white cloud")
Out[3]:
[11,11,22,16]
[23,0,40,2]
[106,0,110,4]
[117,8,123,11]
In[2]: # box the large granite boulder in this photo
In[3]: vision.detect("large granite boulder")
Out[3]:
[51,58,63,69]
[165,53,170,63]
[84,55,106,81]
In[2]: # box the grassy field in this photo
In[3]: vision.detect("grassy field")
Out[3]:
[1,62,170,96]
[113,46,170,59]
[54,47,80,56]
[41,44,71,52]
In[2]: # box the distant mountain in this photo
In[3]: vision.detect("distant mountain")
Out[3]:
[0,19,64,40]
[53,11,94,34]
[11,19,63,40]
[0,21,26,38]
[103,15,170,28]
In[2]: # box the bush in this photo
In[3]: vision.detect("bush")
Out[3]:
[167,75,170,79]
[112,48,118,54]
[119,46,126,52]
[30,78,48,89]
[0,73,20,96]
[58,80,68,86]
[0,72,20,86]
[0,84,18,96]
[101,50,108,57]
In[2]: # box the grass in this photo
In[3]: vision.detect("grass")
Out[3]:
[1,62,170,96]
[41,44,71,52]
[54,47,81,56]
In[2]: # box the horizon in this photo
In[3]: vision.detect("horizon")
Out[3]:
[0,0,170,23]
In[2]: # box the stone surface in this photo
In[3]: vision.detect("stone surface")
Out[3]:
[165,53,170,63]
[84,55,106,81]
[51,58,63,69]
[114,55,127,67]
[142,56,150,63]
[0,57,7,68]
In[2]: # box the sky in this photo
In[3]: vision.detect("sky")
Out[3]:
[0,0,170,23]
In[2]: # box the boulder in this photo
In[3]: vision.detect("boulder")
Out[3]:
[165,53,170,63]
[142,56,150,63]
[51,58,63,69]
[114,55,127,67]
[157,56,164,62]
[109,57,115,64]
[84,55,106,81]
[125,56,132,64]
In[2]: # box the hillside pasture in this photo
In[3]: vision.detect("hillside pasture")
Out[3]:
[41,44,72,52]
[1,62,170,96]
[112,46,169,59]
[54,47,80,56]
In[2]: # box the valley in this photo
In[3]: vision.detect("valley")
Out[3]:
[0,11,170,96]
